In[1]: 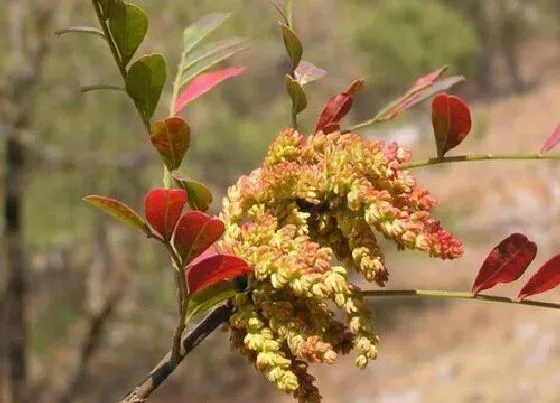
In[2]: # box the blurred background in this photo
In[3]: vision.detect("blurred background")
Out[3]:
[2,0,560,402]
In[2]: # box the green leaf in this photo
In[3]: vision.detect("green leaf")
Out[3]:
[285,74,307,115]
[83,194,150,235]
[183,13,231,55]
[98,0,116,19]
[173,175,213,212]
[55,26,106,39]
[80,84,125,93]
[184,281,237,325]
[125,54,167,121]
[181,37,248,74]
[180,39,249,87]
[108,2,148,65]
[281,24,302,72]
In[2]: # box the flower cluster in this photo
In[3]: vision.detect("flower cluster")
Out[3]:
[219,129,462,402]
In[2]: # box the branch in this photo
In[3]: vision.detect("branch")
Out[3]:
[361,289,560,310]
[401,153,560,170]
[119,304,233,402]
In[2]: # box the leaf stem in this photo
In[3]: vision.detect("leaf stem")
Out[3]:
[91,0,151,134]
[291,110,299,131]
[80,84,124,93]
[401,153,560,170]
[55,27,106,39]
[164,241,189,364]
[92,0,126,81]
[169,51,187,116]
[361,289,560,310]
[285,0,293,27]
[347,113,385,132]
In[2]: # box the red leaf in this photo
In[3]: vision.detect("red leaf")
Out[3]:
[83,195,149,234]
[518,253,560,300]
[151,117,191,171]
[174,67,246,114]
[190,245,219,266]
[186,255,252,294]
[173,211,225,261]
[471,233,537,295]
[315,79,364,134]
[539,123,560,154]
[432,93,472,157]
[144,188,188,240]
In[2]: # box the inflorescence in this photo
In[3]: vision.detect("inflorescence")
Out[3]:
[219,129,462,402]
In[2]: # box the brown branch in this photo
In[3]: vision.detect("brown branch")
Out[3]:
[119,304,233,403]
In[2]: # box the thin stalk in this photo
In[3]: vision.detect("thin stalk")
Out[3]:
[285,0,293,27]
[91,0,151,134]
[348,117,382,132]
[291,110,299,131]
[163,166,172,189]
[401,153,560,170]
[164,241,189,364]
[362,289,560,310]
[269,1,289,25]
[92,0,126,79]
[169,51,186,116]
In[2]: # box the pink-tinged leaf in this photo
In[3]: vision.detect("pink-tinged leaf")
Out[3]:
[186,255,252,294]
[315,79,365,134]
[410,66,449,93]
[83,195,149,234]
[173,211,225,262]
[471,233,537,295]
[144,189,188,240]
[294,60,327,85]
[151,117,191,171]
[371,66,465,123]
[432,92,472,158]
[174,67,246,114]
[518,253,560,300]
[539,123,560,154]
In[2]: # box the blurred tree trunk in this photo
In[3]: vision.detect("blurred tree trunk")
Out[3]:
[446,0,530,95]
[451,0,497,97]
[4,2,29,401]
[4,120,26,403]
[2,2,52,402]
[497,0,527,92]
